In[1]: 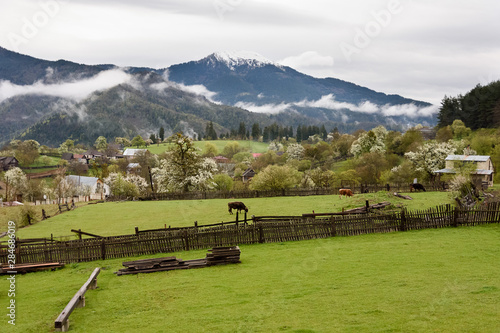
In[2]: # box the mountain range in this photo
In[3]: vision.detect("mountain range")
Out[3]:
[0,47,437,146]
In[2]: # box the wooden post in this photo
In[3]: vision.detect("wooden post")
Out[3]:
[453,206,459,227]
[365,200,369,213]
[135,227,139,235]
[184,230,190,251]
[330,217,337,237]
[258,225,264,244]
[400,209,407,232]
[78,229,82,240]
[244,211,247,224]
[101,240,106,260]
[15,237,20,265]
[236,210,239,222]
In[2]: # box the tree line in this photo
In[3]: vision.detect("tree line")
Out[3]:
[199,121,328,142]
[438,80,500,130]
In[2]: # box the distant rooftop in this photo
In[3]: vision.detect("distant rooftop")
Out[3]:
[445,155,490,162]
[123,149,147,156]
[66,175,100,186]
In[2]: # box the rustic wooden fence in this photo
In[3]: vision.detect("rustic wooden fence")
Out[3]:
[117,182,446,202]
[1,202,499,264]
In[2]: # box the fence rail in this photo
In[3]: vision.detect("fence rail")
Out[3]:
[122,182,447,202]
[1,202,499,264]
[54,267,100,332]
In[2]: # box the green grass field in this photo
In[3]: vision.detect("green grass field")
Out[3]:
[3,191,455,239]
[146,140,270,155]
[1,223,499,332]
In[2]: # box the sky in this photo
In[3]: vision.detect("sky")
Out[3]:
[0,0,499,105]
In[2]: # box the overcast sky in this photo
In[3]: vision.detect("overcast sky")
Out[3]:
[1,0,499,105]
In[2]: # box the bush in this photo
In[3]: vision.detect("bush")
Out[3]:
[250,165,302,191]
[18,206,37,227]
[213,174,233,191]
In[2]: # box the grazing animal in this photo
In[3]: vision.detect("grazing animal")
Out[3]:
[410,183,426,192]
[339,188,353,199]
[228,201,248,214]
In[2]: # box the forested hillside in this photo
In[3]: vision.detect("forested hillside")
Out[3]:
[438,80,500,129]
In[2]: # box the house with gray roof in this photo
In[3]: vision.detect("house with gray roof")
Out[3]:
[123,149,147,158]
[65,175,110,199]
[0,156,19,171]
[434,155,494,187]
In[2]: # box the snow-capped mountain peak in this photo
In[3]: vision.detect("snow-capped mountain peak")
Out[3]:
[206,51,279,70]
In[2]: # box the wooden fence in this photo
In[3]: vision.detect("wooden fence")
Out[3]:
[131,182,446,202]
[1,202,499,264]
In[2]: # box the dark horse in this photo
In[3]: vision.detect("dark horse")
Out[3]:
[410,183,426,192]
[228,202,248,214]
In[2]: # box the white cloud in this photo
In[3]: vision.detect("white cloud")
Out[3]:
[150,70,219,103]
[0,69,133,103]
[50,99,89,121]
[234,101,291,114]
[1,0,499,107]
[381,104,440,118]
[235,93,439,118]
[279,51,334,69]
[176,83,218,102]
[295,94,379,113]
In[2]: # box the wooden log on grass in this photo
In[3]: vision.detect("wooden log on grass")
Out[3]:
[394,192,413,200]
[54,267,100,332]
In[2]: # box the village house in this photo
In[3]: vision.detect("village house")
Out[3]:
[82,149,105,164]
[61,152,74,162]
[242,168,255,183]
[0,156,19,171]
[65,175,110,200]
[123,148,147,159]
[434,155,494,188]
[127,163,141,174]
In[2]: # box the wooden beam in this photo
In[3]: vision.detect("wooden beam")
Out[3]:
[71,229,102,238]
[54,267,100,332]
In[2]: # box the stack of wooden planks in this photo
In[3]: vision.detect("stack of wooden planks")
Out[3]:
[206,246,241,266]
[115,256,190,276]
[115,246,241,276]
[0,262,65,274]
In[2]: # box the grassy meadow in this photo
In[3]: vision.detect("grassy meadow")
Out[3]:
[1,223,499,332]
[146,140,269,155]
[2,191,455,239]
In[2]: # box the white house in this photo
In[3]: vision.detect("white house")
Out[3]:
[434,155,494,188]
[65,175,110,200]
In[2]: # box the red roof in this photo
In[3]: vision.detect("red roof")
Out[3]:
[213,155,230,162]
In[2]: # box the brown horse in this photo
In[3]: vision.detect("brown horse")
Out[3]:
[339,189,353,199]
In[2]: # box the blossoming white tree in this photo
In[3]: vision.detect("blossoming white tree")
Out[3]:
[405,141,457,178]
[104,173,148,197]
[152,133,217,192]
[268,141,284,152]
[286,143,305,161]
[4,167,28,201]
[350,126,388,157]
